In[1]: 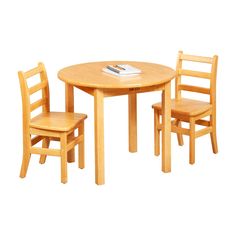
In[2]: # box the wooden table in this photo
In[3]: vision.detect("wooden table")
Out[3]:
[58,61,175,185]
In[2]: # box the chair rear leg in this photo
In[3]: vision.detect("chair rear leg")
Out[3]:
[154,109,161,156]
[78,122,85,169]
[60,133,68,184]
[39,137,50,164]
[189,118,195,164]
[176,119,184,146]
[210,114,218,154]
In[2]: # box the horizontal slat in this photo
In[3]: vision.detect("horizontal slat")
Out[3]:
[156,123,190,135]
[30,147,61,156]
[171,125,190,135]
[30,98,46,111]
[31,135,44,145]
[49,137,60,142]
[66,135,83,151]
[195,127,212,138]
[157,121,177,129]
[29,80,47,95]
[179,69,211,79]
[180,54,213,64]
[179,84,210,94]
[195,119,210,126]
[24,66,43,79]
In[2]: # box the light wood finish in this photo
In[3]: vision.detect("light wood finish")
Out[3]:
[154,98,212,117]
[75,86,94,96]
[58,61,175,89]
[30,147,61,156]
[178,69,211,79]
[30,112,86,131]
[60,132,68,184]
[195,127,212,138]
[29,80,48,95]
[30,127,61,137]
[58,61,175,184]
[78,123,85,169]
[30,98,47,111]
[67,135,83,152]
[178,84,210,94]
[31,135,44,146]
[128,93,137,152]
[18,63,87,183]
[161,82,171,172]
[153,51,218,164]
[102,84,164,97]
[39,137,50,164]
[94,89,105,185]
[176,119,184,146]
[154,111,160,156]
[179,53,213,63]
[189,118,195,164]
[65,83,75,163]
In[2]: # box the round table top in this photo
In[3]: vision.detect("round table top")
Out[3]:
[58,61,176,89]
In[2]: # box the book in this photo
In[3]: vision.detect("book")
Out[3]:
[103,64,141,76]
[102,68,139,77]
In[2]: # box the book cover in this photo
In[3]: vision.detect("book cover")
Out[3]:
[105,64,141,75]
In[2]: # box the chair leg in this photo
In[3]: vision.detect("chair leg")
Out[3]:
[20,148,31,178]
[20,133,31,178]
[78,122,85,169]
[60,133,68,184]
[176,119,184,146]
[210,114,218,154]
[189,118,195,164]
[154,109,160,156]
[39,137,50,164]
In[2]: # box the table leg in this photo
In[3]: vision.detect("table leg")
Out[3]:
[128,93,137,152]
[65,83,75,163]
[162,82,171,172]
[94,89,105,185]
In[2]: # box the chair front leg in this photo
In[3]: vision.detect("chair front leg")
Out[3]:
[154,109,161,156]
[60,133,68,184]
[78,122,85,169]
[20,148,31,178]
[189,118,195,164]
[20,134,31,178]
[39,137,50,164]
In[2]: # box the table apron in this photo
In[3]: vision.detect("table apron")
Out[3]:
[75,84,165,97]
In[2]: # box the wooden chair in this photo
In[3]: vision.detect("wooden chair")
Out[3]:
[152,51,218,164]
[18,62,87,183]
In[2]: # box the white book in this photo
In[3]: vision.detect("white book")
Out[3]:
[102,68,140,77]
[105,64,141,75]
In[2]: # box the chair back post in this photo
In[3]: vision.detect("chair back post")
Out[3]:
[38,62,50,112]
[175,50,183,100]
[210,55,218,109]
[18,71,31,147]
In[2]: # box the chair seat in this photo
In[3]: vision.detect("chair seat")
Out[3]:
[152,98,212,117]
[30,112,87,132]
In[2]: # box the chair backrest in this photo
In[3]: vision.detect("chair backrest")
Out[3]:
[18,62,50,128]
[175,51,218,106]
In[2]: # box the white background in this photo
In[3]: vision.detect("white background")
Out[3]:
[0,0,235,235]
